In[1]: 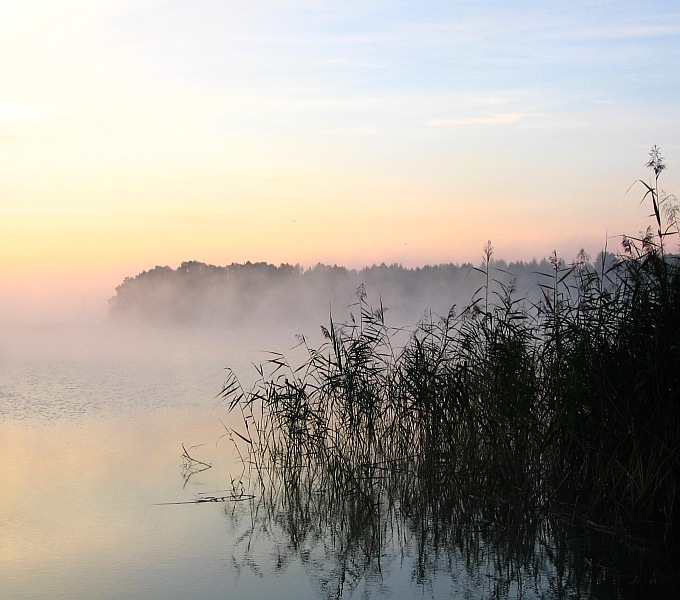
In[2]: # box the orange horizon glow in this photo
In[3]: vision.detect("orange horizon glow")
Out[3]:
[1,2,678,325]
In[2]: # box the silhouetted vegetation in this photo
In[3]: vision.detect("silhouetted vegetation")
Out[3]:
[220,147,680,598]
[109,254,622,329]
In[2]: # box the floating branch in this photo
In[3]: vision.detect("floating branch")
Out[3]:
[154,493,255,506]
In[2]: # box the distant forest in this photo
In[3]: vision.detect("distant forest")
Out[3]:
[108,253,617,329]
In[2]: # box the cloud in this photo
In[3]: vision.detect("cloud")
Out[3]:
[559,23,680,41]
[323,126,381,135]
[426,113,541,126]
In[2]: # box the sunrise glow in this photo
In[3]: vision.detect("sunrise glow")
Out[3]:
[1,1,679,324]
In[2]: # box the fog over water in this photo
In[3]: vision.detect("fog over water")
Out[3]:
[2,254,633,599]
[107,258,584,327]
[3,255,612,426]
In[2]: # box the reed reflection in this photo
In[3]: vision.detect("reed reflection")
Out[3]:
[223,432,676,599]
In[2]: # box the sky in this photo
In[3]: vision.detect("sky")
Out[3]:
[1,0,679,325]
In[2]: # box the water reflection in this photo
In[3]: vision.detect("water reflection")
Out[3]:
[0,413,230,599]
[218,457,679,599]
[0,324,318,600]
[2,323,677,599]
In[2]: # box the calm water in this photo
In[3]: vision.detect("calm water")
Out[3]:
[0,324,314,600]
[0,325,675,599]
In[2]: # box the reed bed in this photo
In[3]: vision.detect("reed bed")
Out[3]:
[221,147,680,560]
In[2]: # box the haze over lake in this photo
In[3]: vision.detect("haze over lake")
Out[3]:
[2,1,679,597]
[3,250,678,598]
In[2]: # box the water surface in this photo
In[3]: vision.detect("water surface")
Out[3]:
[1,324,676,599]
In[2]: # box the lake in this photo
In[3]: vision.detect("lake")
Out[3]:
[0,324,676,599]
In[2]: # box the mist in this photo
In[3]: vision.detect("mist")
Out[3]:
[2,251,620,420]
[3,253,617,373]
[105,258,587,335]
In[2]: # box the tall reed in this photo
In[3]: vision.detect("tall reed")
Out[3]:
[221,147,680,547]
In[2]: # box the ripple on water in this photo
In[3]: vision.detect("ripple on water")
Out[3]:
[0,355,230,423]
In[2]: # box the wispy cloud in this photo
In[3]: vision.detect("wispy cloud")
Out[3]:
[426,113,542,126]
[558,23,680,41]
[323,126,381,135]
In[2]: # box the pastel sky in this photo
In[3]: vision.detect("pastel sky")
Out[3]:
[1,0,679,324]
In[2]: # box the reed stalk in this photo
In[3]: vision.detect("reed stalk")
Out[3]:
[221,147,680,551]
